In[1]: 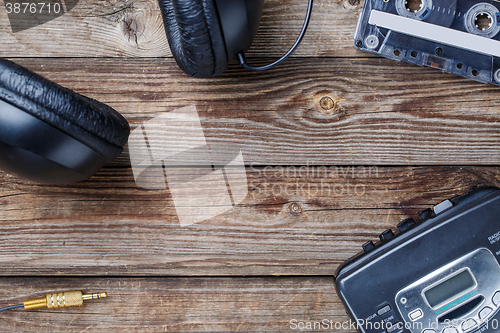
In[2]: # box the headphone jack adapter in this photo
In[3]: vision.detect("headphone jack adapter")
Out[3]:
[0,291,107,312]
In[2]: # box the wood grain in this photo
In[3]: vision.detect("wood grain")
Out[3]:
[0,276,347,333]
[2,0,500,330]
[1,166,499,276]
[0,0,361,58]
[4,57,500,166]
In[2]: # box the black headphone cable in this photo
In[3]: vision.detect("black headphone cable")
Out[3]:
[237,0,314,71]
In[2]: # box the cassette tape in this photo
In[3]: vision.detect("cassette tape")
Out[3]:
[354,0,500,85]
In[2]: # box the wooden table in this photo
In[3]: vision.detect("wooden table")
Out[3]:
[1,0,499,331]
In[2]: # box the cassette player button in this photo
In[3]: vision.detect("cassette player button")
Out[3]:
[377,304,391,316]
[397,218,415,233]
[418,208,435,221]
[409,308,423,321]
[362,241,375,252]
[479,306,493,319]
[379,229,394,241]
[461,319,477,332]
[433,199,454,215]
[387,322,402,333]
[442,328,458,333]
[492,291,500,306]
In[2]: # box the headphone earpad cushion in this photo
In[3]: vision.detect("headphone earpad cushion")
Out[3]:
[0,58,130,161]
[159,0,228,78]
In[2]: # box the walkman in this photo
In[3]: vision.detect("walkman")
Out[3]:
[335,185,500,333]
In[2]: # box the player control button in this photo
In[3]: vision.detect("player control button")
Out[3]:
[479,306,493,319]
[461,319,477,332]
[442,328,458,333]
[493,291,500,306]
[409,308,423,321]
[379,229,394,241]
[362,241,375,252]
[397,218,415,232]
[387,322,402,333]
[377,304,391,316]
[418,208,435,221]
[422,330,436,333]
[433,199,454,215]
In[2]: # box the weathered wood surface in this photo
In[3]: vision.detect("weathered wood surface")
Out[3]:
[0,277,348,333]
[0,0,359,58]
[1,0,500,331]
[1,166,499,275]
[3,58,500,165]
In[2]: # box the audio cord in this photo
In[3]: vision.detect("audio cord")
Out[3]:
[0,304,24,312]
[0,291,106,313]
[237,0,314,71]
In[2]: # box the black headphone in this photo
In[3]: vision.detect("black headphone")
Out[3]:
[0,58,130,184]
[0,0,313,183]
[159,0,314,77]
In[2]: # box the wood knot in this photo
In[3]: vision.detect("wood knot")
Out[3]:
[289,203,302,215]
[343,0,360,9]
[307,93,346,122]
[123,17,141,43]
[320,96,335,110]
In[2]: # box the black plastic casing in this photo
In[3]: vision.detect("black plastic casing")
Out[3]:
[334,186,500,333]
[0,98,107,183]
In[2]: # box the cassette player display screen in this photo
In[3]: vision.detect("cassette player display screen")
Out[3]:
[396,248,500,332]
[424,270,476,308]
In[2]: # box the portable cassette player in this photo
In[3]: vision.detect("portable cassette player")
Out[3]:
[334,186,500,333]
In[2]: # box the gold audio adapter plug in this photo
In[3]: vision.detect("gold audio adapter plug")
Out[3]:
[0,291,107,312]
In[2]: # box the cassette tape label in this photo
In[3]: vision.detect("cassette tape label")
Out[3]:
[354,0,500,85]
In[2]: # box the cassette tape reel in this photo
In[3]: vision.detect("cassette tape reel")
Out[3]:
[354,0,500,85]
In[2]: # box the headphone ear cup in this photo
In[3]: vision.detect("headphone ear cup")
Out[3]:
[0,58,130,183]
[158,0,228,78]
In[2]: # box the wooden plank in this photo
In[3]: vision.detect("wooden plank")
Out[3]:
[4,57,500,165]
[3,0,498,330]
[1,166,499,276]
[0,0,361,58]
[0,276,349,333]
